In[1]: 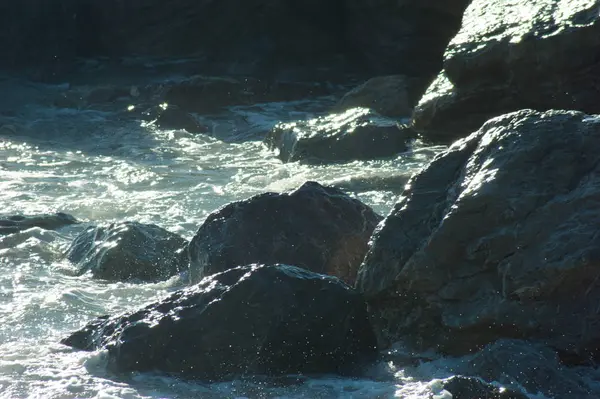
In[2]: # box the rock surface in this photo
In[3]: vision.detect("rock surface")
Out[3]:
[333,75,419,118]
[413,0,600,141]
[61,264,378,380]
[2,1,470,83]
[189,181,381,284]
[442,376,528,399]
[456,339,596,399]
[66,221,187,282]
[356,109,600,361]
[265,108,415,163]
[0,212,78,235]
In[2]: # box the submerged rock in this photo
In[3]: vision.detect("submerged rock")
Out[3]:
[151,104,208,133]
[66,221,187,282]
[413,0,600,141]
[0,212,78,235]
[265,108,415,163]
[356,109,600,361]
[61,264,377,380]
[189,181,381,285]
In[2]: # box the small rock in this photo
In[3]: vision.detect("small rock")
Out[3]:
[443,376,528,399]
[265,108,415,163]
[0,212,78,235]
[66,221,187,282]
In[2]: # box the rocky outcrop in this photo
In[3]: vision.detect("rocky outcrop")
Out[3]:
[189,181,381,285]
[0,212,78,235]
[265,108,415,163]
[413,0,600,142]
[61,264,377,380]
[356,109,600,362]
[333,75,420,118]
[455,340,597,399]
[2,1,470,83]
[66,221,187,282]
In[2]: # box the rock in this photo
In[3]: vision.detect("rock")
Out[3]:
[265,108,415,163]
[61,264,378,380]
[333,75,423,118]
[442,376,528,399]
[456,339,596,399]
[344,0,471,78]
[2,1,469,82]
[356,109,600,361]
[413,0,600,142]
[151,104,208,133]
[163,76,335,115]
[66,221,187,282]
[0,212,78,235]
[189,181,382,285]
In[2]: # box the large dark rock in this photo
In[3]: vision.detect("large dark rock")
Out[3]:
[66,221,187,282]
[61,264,378,380]
[0,212,78,235]
[265,108,415,163]
[413,0,600,142]
[189,181,382,285]
[455,339,596,399]
[2,1,470,83]
[356,109,600,361]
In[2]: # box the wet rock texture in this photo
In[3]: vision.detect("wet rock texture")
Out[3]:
[456,339,596,399]
[61,264,378,381]
[356,109,600,362]
[413,0,600,141]
[0,212,78,235]
[189,181,382,285]
[67,221,187,282]
[265,108,415,163]
[333,75,422,118]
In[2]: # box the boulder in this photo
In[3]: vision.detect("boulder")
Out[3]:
[265,108,415,163]
[0,212,78,235]
[413,0,600,142]
[189,181,382,285]
[61,264,378,380]
[66,221,187,282]
[456,339,596,399]
[442,376,528,399]
[356,109,600,362]
[333,75,420,118]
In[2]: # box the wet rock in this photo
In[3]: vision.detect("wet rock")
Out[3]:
[61,264,378,381]
[344,0,471,78]
[265,108,415,163]
[443,376,528,399]
[2,1,469,82]
[413,0,600,142]
[333,75,420,118]
[456,339,596,399]
[150,104,208,134]
[189,181,381,285]
[0,212,78,235]
[66,221,187,282]
[356,109,600,361]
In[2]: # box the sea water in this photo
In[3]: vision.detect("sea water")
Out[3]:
[0,71,542,399]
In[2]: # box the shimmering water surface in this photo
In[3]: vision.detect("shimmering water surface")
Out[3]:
[0,73,485,398]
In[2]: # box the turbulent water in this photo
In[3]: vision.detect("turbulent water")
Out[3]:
[0,71,524,398]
